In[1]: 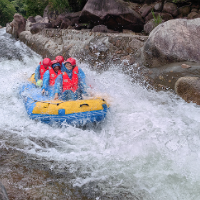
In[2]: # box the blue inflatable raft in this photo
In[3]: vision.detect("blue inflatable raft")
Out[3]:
[20,79,109,126]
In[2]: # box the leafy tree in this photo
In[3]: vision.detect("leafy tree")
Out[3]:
[23,0,87,17]
[11,0,26,16]
[0,0,16,26]
[48,0,70,13]
[23,0,48,17]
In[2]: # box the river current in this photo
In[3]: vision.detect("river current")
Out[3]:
[1,28,200,199]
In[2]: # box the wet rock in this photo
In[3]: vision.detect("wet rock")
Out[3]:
[0,181,9,200]
[175,76,200,105]
[141,18,200,68]
[18,27,147,68]
[79,0,144,32]
[144,61,200,91]
[9,13,26,38]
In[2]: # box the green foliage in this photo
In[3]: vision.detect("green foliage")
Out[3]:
[151,10,162,26]
[0,0,87,26]
[23,0,48,17]
[48,0,70,13]
[11,0,26,16]
[0,0,16,26]
[23,0,87,17]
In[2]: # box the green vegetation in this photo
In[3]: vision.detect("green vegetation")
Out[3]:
[23,0,48,17]
[0,0,87,26]
[23,0,87,17]
[151,10,162,26]
[0,0,16,26]
[49,0,70,13]
[11,0,26,16]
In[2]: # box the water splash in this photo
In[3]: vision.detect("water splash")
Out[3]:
[1,28,200,199]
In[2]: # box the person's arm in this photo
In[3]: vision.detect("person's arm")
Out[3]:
[41,71,50,93]
[54,74,63,100]
[78,68,88,95]
[34,65,40,82]
[61,63,66,72]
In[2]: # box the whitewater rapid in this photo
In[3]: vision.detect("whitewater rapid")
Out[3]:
[1,28,200,199]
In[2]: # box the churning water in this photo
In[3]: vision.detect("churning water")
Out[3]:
[1,28,200,199]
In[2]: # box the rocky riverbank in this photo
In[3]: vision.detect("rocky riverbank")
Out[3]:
[5,0,200,103]
[0,145,92,199]
[6,16,200,105]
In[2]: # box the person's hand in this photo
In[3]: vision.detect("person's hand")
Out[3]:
[54,93,59,100]
[41,89,45,95]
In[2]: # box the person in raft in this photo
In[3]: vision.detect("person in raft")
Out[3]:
[55,55,64,66]
[53,57,88,101]
[41,60,62,98]
[35,58,52,86]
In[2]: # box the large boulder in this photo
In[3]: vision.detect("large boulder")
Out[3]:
[79,0,144,32]
[141,18,200,68]
[9,13,26,38]
[175,76,200,105]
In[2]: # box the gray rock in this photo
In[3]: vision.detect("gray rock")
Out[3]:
[79,0,144,32]
[175,76,200,105]
[139,4,152,18]
[144,18,164,34]
[178,5,191,17]
[154,2,162,12]
[163,2,178,17]
[9,13,26,38]
[141,18,200,68]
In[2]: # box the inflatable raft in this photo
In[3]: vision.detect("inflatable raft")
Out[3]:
[20,75,109,126]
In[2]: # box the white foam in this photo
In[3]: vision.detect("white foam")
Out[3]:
[1,28,200,199]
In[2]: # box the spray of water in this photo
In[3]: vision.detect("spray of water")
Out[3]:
[1,28,200,199]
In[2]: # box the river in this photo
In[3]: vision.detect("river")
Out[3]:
[0,27,200,200]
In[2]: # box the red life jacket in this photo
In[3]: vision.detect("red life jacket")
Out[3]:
[62,66,79,92]
[39,63,48,80]
[49,67,61,86]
